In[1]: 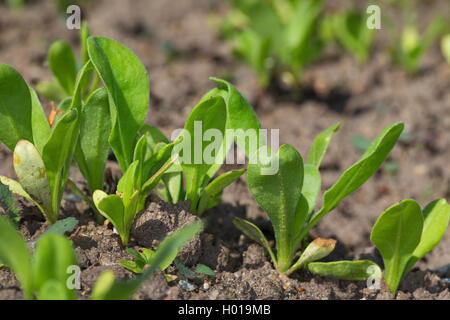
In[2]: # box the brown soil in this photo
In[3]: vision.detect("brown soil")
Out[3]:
[0,0,449,300]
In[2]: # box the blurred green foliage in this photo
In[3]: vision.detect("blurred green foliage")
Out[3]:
[390,17,448,74]
[220,0,324,89]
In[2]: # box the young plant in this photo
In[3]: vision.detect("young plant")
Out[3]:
[0,61,94,223]
[233,122,404,275]
[327,9,375,63]
[391,17,448,74]
[120,247,216,283]
[91,221,203,300]
[220,0,323,89]
[93,135,181,246]
[176,78,264,216]
[371,198,450,293]
[0,214,202,300]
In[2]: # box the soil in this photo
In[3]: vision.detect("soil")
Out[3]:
[0,0,449,300]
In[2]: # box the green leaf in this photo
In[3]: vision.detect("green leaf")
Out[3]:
[75,88,112,192]
[0,64,33,150]
[118,260,144,274]
[33,233,77,300]
[48,41,78,95]
[306,123,340,169]
[0,180,21,224]
[195,264,216,276]
[93,190,125,240]
[42,109,79,220]
[81,21,91,66]
[197,169,245,216]
[0,176,36,206]
[87,36,149,171]
[247,144,303,272]
[371,199,423,293]
[35,81,66,103]
[175,258,196,279]
[308,260,382,281]
[302,164,321,215]
[40,217,78,238]
[139,248,155,263]
[232,217,276,266]
[178,96,227,212]
[333,10,374,63]
[30,88,51,155]
[404,199,450,274]
[13,140,53,221]
[139,124,169,150]
[210,78,265,157]
[0,216,33,300]
[90,270,116,300]
[91,221,203,300]
[38,280,70,300]
[302,123,404,240]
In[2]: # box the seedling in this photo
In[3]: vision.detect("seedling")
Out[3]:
[391,17,448,74]
[174,258,216,283]
[175,78,264,216]
[119,248,215,282]
[371,198,450,293]
[234,122,404,275]
[91,221,204,300]
[221,0,323,89]
[0,55,102,223]
[0,214,202,300]
[93,135,181,245]
[328,9,375,63]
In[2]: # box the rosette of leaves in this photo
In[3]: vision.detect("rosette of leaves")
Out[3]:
[371,199,450,293]
[233,122,404,276]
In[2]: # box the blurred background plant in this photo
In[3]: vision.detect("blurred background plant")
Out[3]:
[390,16,448,74]
[211,0,449,92]
[217,0,324,91]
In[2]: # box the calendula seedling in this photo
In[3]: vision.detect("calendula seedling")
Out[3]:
[91,221,204,300]
[93,135,181,246]
[175,78,264,216]
[234,122,404,275]
[220,0,323,89]
[0,215,202,300]
[391,17,447,74]
[0,61,96,223]
[328,9,375,63]
[119,247,215,284]
[371,199,450,293]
